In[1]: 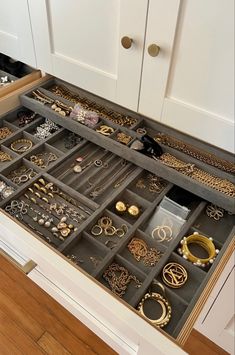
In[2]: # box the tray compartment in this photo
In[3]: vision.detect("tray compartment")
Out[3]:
[25,143,63,170]
[0,145,18,169]
[109,189,150,224]
[0,174,18,201]
[174,227,222,272]
[98,255,146,303]
[0,106,39,128]
[120,229,167,274]
[62,232,109,275]
[156,252,206,304]
[127,170,169,202]
[2,131,39,156]
[85,163,140,204]
[1,158,38,186]
[193,204,235,245]
[85,209,131,249]
[111,129,135,146]
[133,280,188,337]
[46,129,85,153]
[77,152,125,196]
[0,119,19,143]
[50,142,102,181]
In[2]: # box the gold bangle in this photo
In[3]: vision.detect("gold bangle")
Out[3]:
[137,291,171,328]
[10,139,33,153]
[178,232,219,267]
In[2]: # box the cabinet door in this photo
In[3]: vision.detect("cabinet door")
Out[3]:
[0,0,36,66]
[28,0,148,110]
[139,0,234,153]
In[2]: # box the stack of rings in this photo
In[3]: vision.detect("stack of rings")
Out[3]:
[151,225,173,242]
[91,216,128,238]
[137,283,171,328]
[178,232,219,267]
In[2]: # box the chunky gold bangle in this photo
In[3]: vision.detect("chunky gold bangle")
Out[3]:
[11,139,33,153]
[137,290,171,328]
[178,232,219,267]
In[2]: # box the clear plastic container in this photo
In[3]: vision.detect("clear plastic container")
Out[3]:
[146,206,186,245]
[160,196,190,219]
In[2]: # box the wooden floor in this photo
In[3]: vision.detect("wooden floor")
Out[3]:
[0,254,229,355]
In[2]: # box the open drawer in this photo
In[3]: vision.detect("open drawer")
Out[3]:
[0,78,234,354]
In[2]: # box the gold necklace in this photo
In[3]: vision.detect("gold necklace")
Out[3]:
[155,133,235,174]
[50,84,137,127]
[159,153,235,197]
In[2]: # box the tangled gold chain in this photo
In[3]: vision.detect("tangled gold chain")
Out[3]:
[50,85,137,127]
[103,263,142,297]
[159,153,235,197]
[155,133,235,174]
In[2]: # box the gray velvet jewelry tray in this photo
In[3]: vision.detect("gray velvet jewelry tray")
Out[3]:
[20,77,235,212]
[0,98,234,340]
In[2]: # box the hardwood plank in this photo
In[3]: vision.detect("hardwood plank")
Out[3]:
[0,267,109,354]
[38,332,72,355]
[0,309,45,355]
[0,289,44,341]
[184,329,229,355]
[0,331,23,355]
[0,255,116,355]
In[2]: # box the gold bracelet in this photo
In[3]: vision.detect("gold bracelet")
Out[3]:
[10,139,33,153]
[178,232,219,267]
[137,284,171,328]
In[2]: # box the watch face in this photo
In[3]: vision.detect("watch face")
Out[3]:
[0,180,7,192]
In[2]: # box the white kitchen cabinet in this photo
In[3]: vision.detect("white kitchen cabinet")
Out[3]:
[27,0,148,111]
[0,0,36,67]
[1,1,233,152]
[139,0,234,153]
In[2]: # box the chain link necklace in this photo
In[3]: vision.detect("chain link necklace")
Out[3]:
[155,133,235,174]
[158,153,235,197]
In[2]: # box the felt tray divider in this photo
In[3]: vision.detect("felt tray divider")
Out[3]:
[129,201,207,307]
[93,183,174,279]
[171,226,235,338]
[20,90,235,212]
[40,77,143,130]
[77,153,127,195]
[83,163,140,202]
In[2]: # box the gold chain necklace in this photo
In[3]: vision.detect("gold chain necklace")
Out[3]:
[159,153,235,197]
[50,84,137,127]
[155,133,235,174]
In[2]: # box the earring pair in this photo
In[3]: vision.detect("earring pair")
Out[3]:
[115,201,140,217]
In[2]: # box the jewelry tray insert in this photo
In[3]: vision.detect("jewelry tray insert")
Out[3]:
[0,77,234,340]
